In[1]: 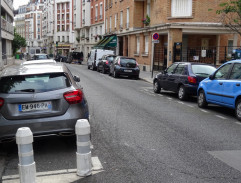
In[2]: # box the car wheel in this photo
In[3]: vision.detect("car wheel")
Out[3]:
[109,71,112,76]
[153,80,161,93]
[135,75,139,80]
[198,90,207,108]
[97,66,100,72]
[113,70,118,78]
[87,65,90,70]
[178,85,188,101]
[102,67,106,74]
[235,99,241,121]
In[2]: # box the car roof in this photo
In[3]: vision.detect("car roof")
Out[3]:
[23,59,56,65]
[34,54,48,56]
[225,59,241,64]
[0,62,66,77]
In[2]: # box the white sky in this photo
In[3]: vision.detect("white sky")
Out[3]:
[13,0,30,10]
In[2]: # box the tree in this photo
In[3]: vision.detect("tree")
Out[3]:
[12,29,27,55]
[215,0,241,35]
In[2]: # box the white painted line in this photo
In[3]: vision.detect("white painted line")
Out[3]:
[235,122,241,125]
[167,97,172,100]
[178,101,184,104]
[159,94,163,97]
[91,157,103,171]
[215,115,227,120]
[187,104,194,108]
[201,109,209,113]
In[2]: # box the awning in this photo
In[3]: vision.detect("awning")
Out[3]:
[93,35,117,49]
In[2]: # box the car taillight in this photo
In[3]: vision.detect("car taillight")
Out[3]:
[64,89,83,104]
[0,98,4,109]
[105,60,108,64]
[118,59,120,65]
[188,76,197,84]
[136,62,139,67]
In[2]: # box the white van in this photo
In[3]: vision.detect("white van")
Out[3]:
[87,49,114,70]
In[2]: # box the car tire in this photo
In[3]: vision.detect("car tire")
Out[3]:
[235,99,241,121]
[178,85,188,101]
[135,75,139,80]
[198,90,207,108]
[102,68,106,74]
[87,65,90,70]
[113,70,118,78]
[109,71,112,76]
[153,80,161,93]
[97,66,100,72]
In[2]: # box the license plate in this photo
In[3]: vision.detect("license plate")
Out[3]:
[19,102,52,112]
[124,70,132,72]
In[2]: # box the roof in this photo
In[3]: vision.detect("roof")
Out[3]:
[0,62,66,77]
[22,59,56,65]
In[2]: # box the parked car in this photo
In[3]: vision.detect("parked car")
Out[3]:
[97,54,117,74]
[32,54,49,60]
[87,49,114,70]
[153,62,216,100]
[0,61,89,142]
[55,54,67,62]
[67,52,83,64]
[197,60,241,121]
[109,56,140,79]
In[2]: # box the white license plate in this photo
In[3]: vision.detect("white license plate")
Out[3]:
[19,102,52,112]
[124,70,132,72]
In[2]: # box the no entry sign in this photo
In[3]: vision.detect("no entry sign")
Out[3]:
[153,33,159,40]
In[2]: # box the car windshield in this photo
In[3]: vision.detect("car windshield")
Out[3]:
[107,56,116,62]
[37,55,48,59]
[191,65,216,77]
[0,73,71,94]
[120,58,136,67]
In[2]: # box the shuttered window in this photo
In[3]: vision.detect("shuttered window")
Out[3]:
[171,0,192,17]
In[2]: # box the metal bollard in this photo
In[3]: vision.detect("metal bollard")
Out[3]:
[75,119,92,177]
[16,127,36,183]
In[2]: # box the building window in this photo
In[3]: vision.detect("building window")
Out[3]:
[57,4,60,10]
[106,18,108,32]
[66,25,70,31]
[66,2,69,9]
[126,8,129,28]
[171,0,192,17]
[109,16,112,32]
[67,36,69,42]
[136,36,140,54]
[62,36,65,42]
[100,3,103,19]
[120,11,123,28]
[100,25,102,35]
[114,14,117,28]
[144,36,149,54]
[62,25,65,31]
[62,3,65,10]
[95,5,98,21]
[228,40,234,57]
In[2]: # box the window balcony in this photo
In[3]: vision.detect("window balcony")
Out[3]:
[1,17,14,35]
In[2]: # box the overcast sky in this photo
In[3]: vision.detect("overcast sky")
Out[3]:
[13,0,29,10]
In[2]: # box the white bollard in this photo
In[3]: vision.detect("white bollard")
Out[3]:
[75,119,92,177]
[16,127,36,183]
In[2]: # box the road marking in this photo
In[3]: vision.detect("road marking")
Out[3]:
[200,109,209,113]
[178,101,184,104]
[159,94,163,97]
[187,104,194,108]
[91,157,104,171]
[215,115,227,120]
[167,97,172,100]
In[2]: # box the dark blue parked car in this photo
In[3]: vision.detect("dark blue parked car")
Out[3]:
[153,62,216,100]
[198,60,241,121]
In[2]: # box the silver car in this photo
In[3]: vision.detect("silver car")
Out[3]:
[0,62,89,142]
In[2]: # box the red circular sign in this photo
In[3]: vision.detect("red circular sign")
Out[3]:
[153,33,159,40]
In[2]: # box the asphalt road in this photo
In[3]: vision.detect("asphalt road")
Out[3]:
[2,63,241,182]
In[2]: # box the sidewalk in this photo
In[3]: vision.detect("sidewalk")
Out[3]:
[139,70,159,84]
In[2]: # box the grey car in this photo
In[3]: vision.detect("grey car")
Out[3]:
[0,62,89,142]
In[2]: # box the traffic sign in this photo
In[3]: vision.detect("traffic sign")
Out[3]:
[152,40,160,44]
[153,33,159,40]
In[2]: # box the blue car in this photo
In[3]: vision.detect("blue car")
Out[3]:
[198,60,241,121]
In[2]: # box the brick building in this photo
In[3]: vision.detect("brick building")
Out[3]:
[104,0,241,72]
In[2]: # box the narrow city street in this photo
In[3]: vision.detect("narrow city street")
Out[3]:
[2,63,241,182]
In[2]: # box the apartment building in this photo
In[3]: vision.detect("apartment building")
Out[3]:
[15,5,27,38]
[54,0,75,56]
[1,0,14,69]
[104,0,241,72]
[42,0,54,55]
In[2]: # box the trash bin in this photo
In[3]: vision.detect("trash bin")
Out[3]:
[15,54,19,59]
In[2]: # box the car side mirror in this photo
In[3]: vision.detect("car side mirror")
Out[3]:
[209,74,214,80]
[73,76,80,82]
